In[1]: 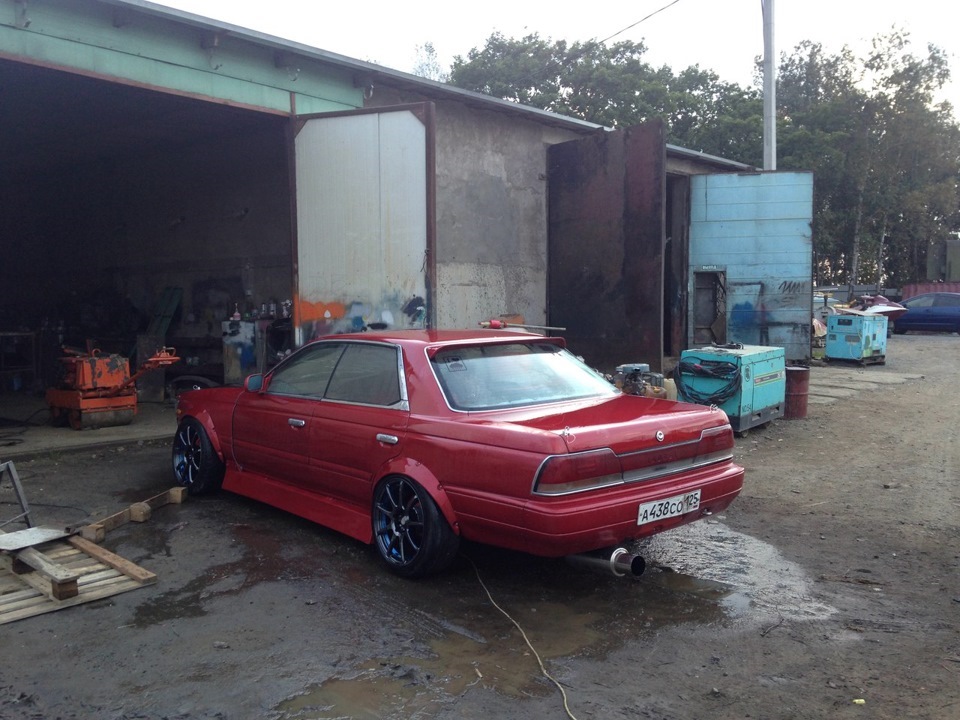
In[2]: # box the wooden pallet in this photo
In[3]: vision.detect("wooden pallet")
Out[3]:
[0,487,186,625]
[0,536,156,624]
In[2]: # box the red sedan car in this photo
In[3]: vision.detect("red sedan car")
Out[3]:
[172,330,744,577]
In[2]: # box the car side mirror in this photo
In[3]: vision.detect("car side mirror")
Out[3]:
[244,373,264,392]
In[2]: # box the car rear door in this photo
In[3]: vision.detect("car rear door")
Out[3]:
[902,294,936,330]
[309,341,409,507]
[933,294,960,330]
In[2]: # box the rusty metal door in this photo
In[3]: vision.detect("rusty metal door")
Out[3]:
[692,267,727,344]
[547,121,666,372]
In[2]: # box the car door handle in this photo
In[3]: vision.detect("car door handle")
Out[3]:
[288,418,307,428]
[376,433,399,445]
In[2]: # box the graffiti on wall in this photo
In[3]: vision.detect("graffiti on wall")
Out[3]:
[296,295,427,342]
[728,280,811,348]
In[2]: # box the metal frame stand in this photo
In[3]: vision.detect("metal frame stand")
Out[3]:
[0,461,33,530]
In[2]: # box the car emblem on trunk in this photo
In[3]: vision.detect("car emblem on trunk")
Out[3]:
[656,430,665,442]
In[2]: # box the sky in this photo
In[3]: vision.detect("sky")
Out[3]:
[155,0,958,105]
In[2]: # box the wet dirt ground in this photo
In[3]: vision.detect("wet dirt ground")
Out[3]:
[1,334,958,720]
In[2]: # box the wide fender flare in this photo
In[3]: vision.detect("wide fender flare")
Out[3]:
[376,457,460,537]
[180,409,226,464]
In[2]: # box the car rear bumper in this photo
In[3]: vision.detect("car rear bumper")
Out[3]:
[465,461,745,557]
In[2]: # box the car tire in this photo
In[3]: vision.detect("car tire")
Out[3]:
[172,417,225,495]
[372,475,460,578]
[892,324,907,335]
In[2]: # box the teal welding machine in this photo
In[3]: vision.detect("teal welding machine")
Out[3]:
[676,345,786,433]
[825,313,887,364]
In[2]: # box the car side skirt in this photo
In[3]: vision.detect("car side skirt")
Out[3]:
[223,468,373,544]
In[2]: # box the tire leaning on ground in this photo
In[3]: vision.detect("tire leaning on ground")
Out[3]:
[172,417,225,495]
[372,475,460,578]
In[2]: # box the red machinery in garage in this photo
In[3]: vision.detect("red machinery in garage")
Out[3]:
[46,346,179,429]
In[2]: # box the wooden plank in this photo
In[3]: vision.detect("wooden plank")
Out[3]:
[0,586,44,605]
[1,593,50,616]
[0,578,144,624]
[143,487,188,509]
[10,547,79,583]
[78,568,123,586]
[59,559,103,575]
[68,536,157,584]
[78,487,187,541]
[40,546,84,561]
[1,575,26,593]
[10,547,80,600]
[97,508,133,534]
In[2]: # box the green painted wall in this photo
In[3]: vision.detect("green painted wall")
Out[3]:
[0,0,363,115]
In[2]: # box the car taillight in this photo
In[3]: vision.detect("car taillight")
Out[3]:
[696,425,735,461]
[533,449,623,496]
[697,425,734,456]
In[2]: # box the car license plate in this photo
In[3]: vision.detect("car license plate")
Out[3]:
[637,490,701,525]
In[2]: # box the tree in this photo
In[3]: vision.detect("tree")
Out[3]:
[448,30,960,287]
[449,32,762,151]
[411,42,449,83]
[776,33,960,286]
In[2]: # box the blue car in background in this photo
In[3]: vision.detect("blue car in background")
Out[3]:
[893,292,960,334]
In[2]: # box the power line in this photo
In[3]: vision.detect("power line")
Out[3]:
[599,0,682,44]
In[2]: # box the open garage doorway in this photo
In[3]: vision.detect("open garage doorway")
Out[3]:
[0,59,292,393]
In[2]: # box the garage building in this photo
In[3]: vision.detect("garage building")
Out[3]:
[0,0,812,398]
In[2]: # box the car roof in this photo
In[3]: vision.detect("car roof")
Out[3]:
[311,329,567,350]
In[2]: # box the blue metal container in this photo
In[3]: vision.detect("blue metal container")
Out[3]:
[677,345,786,433]
[825,314,887,364]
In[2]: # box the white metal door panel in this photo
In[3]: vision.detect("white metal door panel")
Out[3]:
[378,111,428,308]
[295,110,427,343]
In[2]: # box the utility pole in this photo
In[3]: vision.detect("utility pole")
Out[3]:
[762,0,776,170]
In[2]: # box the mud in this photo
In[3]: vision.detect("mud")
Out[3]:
[1,333,958,720]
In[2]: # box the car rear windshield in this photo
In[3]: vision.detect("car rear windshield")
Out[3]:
[430,342,618,411]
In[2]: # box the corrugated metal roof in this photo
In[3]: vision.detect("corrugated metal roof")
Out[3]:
[103,0,602,131]
[101,0,752,169]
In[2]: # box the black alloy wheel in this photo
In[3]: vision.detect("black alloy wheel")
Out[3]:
[372,476,459,578]
[172,418,225,495]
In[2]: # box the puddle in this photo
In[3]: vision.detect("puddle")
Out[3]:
[117,520,174,559]
[274,520,835,718]
[278,671,436,720]
[634,519,837,623]
[132,521,329,627]
[123,492,834,715]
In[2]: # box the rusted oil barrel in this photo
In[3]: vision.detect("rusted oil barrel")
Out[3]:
[784,366,810,419]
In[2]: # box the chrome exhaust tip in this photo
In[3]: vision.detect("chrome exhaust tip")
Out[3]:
[566,547,646,578]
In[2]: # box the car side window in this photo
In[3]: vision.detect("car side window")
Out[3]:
[935,295,960,307]
[906,295,935,308]
[266,343,344,397]
[325,343,402,406]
